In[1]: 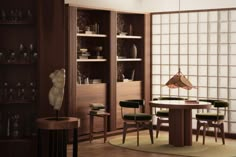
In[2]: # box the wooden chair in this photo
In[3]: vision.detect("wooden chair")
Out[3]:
[119,99,154,146]
[196,99,229,145]
[153,97,186,138]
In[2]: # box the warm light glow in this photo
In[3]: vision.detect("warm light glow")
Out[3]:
[165,68,195,90]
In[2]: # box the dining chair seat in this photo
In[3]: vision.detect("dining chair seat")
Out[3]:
[123,113,152,121]
[156,110,169,117]
[196,113,225,121]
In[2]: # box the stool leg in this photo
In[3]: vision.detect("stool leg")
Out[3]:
[73,128,78,157]
[104,115,108,143]
[90,115,94,143]
[37,129,41,157]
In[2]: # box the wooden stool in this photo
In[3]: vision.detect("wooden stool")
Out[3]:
[89,112,110,143]
[37,117,80,157]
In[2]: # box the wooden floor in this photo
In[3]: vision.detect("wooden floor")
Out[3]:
[67,131,183,157]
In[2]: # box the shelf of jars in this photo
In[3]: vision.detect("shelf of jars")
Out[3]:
[0,8,34,25]
[0,81,37,104]
[0,44,38,64]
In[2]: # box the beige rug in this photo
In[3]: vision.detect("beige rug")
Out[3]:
[109,134,236,157]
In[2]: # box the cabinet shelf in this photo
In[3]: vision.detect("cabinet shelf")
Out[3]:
[76,83,106,86]
[117,58,142,61]
[0,61,36,65]
[0,100,34,105]
[0,21,34,25]
[77,33,107,37]
[117,35,142,39]
[76,58,107,62]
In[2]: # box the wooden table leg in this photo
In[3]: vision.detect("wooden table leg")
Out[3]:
[73,128,78,157]
[169,109,184,147]
[184,109,192,146]
[90,115,94,143]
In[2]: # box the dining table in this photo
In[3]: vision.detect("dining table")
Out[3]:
[150,100,211,147]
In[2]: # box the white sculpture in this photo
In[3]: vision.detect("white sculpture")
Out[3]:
[48,68,66,110]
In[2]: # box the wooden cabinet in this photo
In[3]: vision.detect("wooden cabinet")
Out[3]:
[68,7,110,135]
[67,6,150,134]
[0,0,38,156]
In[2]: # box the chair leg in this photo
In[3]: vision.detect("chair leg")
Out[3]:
[148,122,154,144]
[219,123,225,145]
[136,122,139,146]
[202,123,207,145]
[214,127,218,142]
[196,120,201,142]
[156,117,161,138]
[122,122,127,144]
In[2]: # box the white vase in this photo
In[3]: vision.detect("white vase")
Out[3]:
[131,44,137,58]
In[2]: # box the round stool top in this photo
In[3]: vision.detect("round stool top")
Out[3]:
[37,117,79,130]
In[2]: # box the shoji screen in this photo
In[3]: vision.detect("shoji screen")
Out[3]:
[152,9,236,133]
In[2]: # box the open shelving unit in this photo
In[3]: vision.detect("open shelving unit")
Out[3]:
[67,6,150,133]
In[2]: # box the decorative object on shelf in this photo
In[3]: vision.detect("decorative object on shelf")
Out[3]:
[84,77,89,84]
[95,46,103,58]
[49,68,66,119]
[130,44,137,58]
[78,48,91,59]
[129,24,133,35]
[131,69,135,81]
[164,0,195,90]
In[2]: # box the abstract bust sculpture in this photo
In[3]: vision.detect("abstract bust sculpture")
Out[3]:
[49,68,66,111]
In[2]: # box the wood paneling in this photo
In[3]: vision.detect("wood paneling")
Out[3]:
[76,84,107,135]
[37,0,66,117]
[116,81,142,128]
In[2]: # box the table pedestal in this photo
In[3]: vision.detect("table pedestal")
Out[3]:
[37,117,79,157]
[169,109,192,147]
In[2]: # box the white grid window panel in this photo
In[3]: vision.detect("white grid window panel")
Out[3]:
[152,9,236,134]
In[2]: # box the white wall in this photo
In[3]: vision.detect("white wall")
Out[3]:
[65,0,145,13]
[65,0,236,12]
[144,0,236,12]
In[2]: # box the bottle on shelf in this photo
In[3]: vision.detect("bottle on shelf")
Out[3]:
[29,44,38,63]
[8,50,17,63]
[10,113,21,138]
[0,112,3,137]
[29,82,36,101]
[19,44,29,63]
[3,82,9,101]
[6,112,11,137]
[0,9,7,22]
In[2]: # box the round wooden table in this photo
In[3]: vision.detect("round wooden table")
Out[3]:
[150,100,211,147]
[37,117,80,157]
